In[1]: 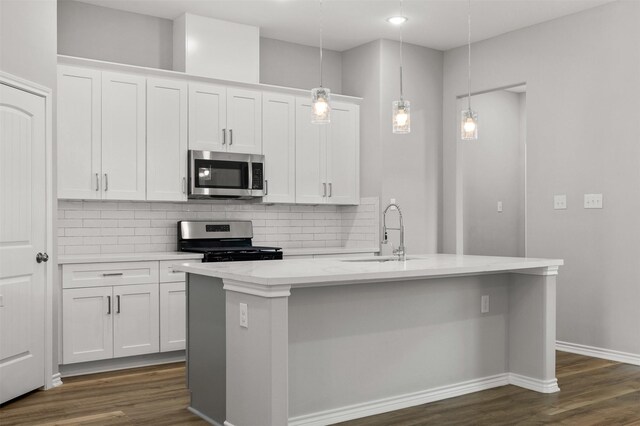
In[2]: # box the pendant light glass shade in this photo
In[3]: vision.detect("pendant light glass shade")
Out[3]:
[311,0,330,124]
[460,0,478,140]
[311,87,331,124]
[392,100,410,134]
[461,108,478,140]
[392,0,410,134]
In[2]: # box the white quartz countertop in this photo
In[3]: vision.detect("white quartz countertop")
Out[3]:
[58,252,204,264]
[175,254,564,287]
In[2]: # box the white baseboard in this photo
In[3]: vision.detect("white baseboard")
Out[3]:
[59,351,185,377]
[51,373,63,388]
[186,407,224,426]
[508,373,559,393]
[556,340,640,366]
[223,422,235,426]
[288,373,510,426]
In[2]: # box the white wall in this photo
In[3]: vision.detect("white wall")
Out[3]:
[461,90,525,257]
[343,40,442,254]
[443,1,640,356]
[260,37,342,92]
[57,0,173,70]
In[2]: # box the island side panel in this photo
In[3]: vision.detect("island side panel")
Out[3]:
[288,274,510,419]
[187,274,227,424]
[225,290,289,426]
[508,270,558,392]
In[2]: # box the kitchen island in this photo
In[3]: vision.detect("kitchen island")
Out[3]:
[176,254,563,426]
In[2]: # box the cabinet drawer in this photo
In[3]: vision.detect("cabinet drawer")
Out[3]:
[159,259,200,283]
[62,261,159,289]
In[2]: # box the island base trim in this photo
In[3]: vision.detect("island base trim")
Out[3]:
[557,340,640,366]
[288,373,510,426]
[187,406,224,426]
[508,373,560,393]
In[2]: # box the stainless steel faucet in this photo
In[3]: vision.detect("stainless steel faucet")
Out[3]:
[382,203,406,261]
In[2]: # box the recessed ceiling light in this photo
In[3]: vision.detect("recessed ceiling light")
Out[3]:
[387,16,408,25]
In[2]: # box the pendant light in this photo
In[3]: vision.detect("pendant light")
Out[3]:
[311,0,330,124]
[392,0,410,134]
[461,0,478,140]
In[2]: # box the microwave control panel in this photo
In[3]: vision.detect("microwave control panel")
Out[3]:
[251,163,264,190]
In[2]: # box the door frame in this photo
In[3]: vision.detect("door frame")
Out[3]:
[0,71,57,389]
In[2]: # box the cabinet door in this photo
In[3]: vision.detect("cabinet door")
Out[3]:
[57,66,102,199]
[147,78,188,201]
[295,98,327,204]
[226,88,262,154]
[262,93,295,203]
[62,287,113,364]
[327,102,360,205]
[188,83,227,152]
[160,282,186,352]
[101,72,146,200]
[113,283,160,358]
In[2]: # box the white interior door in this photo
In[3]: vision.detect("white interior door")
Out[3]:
[0,83,46,404]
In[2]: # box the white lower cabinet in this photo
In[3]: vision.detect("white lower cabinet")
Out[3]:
[159,282,186,352]
[62,258,198,365]
[62,283,159,364]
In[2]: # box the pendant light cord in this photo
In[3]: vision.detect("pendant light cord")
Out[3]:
[319,0,324,88]
[399,0,404,100]
[467,0,472,111]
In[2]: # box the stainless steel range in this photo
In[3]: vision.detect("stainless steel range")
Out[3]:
[177,220,282,262]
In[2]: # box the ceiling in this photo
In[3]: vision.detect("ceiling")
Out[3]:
[77,0,617,52]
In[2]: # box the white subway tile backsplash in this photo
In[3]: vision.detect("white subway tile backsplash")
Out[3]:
[58,198,379,255]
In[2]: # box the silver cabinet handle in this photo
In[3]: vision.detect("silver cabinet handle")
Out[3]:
[329,183,333,197]
[182,177,187,194]
[102,272,123,277]
[95,173,100,191]
[265,179,269,196]
[107,295,111,315]
[323,183,327,197]
[104,173,108,191]
[116,295,121,314]
[229,129,233,145]
[222,129,226,145]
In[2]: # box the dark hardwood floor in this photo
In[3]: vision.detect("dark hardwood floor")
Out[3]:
[1,352,639,425]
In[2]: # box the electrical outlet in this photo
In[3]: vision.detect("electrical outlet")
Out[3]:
[554,195,567,210]
[239,303,248,328]
[584,193,603,209]
[497,201,503,213]
[481,295,489,313]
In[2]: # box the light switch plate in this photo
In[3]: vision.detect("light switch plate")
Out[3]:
[554,195,567,210]
[497,201,503,213]
[584,193,603,209]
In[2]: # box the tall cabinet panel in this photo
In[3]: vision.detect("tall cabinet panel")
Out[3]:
[327,102,360,205]
[101,72,146,201]
[262,93,295,203]
[188,83,227,152]
[147,78,188,201]
[57,66,102,199]
[295,98,327,204]
[226,88,262,154]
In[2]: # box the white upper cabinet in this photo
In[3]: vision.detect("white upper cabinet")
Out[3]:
[188,84,262,154]
[101,72,147,201]
[147,78,188,201]
[295,98,359,205]
[188,83,227,152]
[57,66,102,199]
[226,88,262,154]
[326,102,360,205]
[262,93,295,203]
[295,98,327,204]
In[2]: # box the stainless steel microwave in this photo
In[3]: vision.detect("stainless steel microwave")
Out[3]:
[188,150,265,199]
